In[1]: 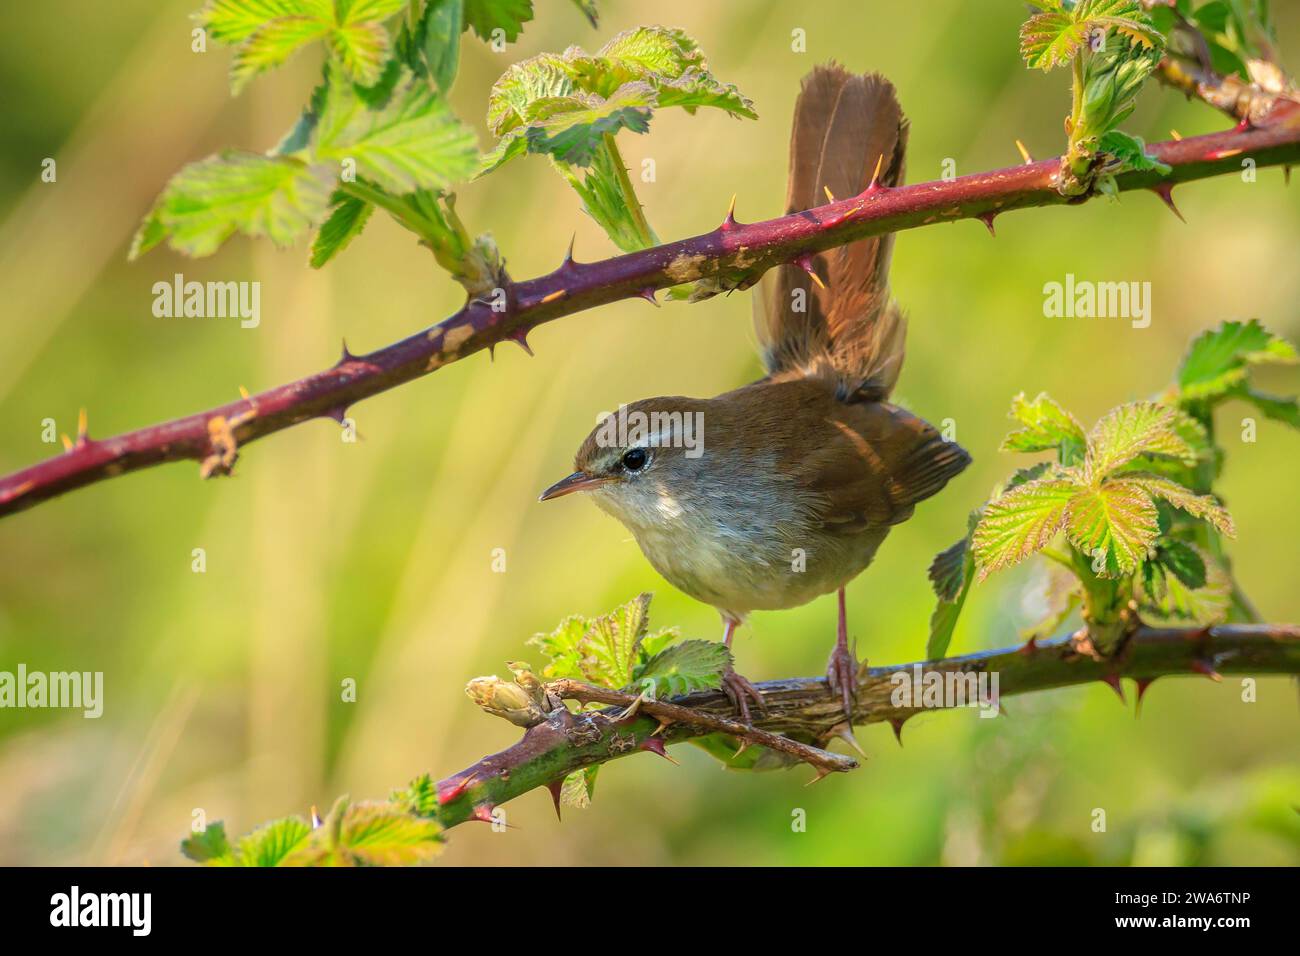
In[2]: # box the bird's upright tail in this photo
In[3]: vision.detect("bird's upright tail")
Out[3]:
[755,64,909,401]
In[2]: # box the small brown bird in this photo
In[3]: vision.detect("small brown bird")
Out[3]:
[540,65,970,721]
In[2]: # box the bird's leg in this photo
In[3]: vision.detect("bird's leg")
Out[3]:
[719,617,767,724]
[825,587,861,721]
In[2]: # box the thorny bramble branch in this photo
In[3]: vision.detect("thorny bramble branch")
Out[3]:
[431,623,1300,828]
[2,103,1299,519]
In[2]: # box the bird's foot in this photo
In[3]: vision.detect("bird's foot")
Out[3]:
[720,666,768,724]
[825,642,861,722]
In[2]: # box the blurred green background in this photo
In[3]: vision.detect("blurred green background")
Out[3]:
[0,0,1297,866]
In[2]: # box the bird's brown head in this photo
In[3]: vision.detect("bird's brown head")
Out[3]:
[538,396,709,529]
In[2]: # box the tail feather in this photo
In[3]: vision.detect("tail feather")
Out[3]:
[756,65,909,399]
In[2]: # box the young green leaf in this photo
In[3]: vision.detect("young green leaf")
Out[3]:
[417,0,464,92]
[632,639,730,698]
[1122,474,1235,536]
[578,592,651,688]
[310,191,374,267]
[1084,402,1195,479]
[1177,319,1299,401]
[926,529,975,659]
[234,816,313,866]
[131,150,333,259]
[463,0,533,43]
[527,613,591,681]
[180,822,234,865]
[1001,392,1087,462]
[200,0,407,93]
[560,766,598,808]
[521,84,655,166]
[1139,545,1231,624]
[973,477,1078,580]
[315,69,479,194]
[391,773,439,817]
[1020,0,1161,71]
[1065,479,1160,576]
[1097,130,1170,173]
[281,799,444,866]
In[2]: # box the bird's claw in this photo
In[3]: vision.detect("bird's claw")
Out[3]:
[721,666,768,724]
[826,643,860,722]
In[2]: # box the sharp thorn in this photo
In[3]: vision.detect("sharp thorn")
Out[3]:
[639,736,679,764]
[1233,116,1252,133]
[488,343,496,362]
[540,289,566,305]
[436,772,478,805]
[546,779,563,821]
[1191,658,1222,682]
[470,803,496,824]
[636,286,659,307]
[339,338,356,363]
[61,434,73,452]
[804,767,833,787]
[76,407,89,445]
[508,329,534,356]
[563,233,576,265]
[1100,673,1126,704]
[651,718,673,737]
[722,193,738,229]
[978,212,997,237]
[865,152,886,193]
[1135,676,1157,716]
[732,740,750,759]
[793,253,825,290]
[1151,182,1186,222]
[1017,636,1040,656]
[822,184,836,203]
[889,717,907,746]
[1285,165,1292,185]
[1015,139,1033,164]
[829,720,867,758]
[309,805,322,829]
[323,406,348,424]
[1169,128,1183,141]
[239,385,251,401]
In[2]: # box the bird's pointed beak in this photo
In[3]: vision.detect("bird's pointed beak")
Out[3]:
[538,471,609,501]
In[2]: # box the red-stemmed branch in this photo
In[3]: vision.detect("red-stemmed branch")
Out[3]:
[3,101,1299,520]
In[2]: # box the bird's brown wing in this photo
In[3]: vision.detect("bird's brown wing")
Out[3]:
[755,65,909,398]
[757,380,969,534]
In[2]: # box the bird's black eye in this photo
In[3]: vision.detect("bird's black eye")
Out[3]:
[621,447,649,472]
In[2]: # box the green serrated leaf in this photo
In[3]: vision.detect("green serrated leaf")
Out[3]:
[280,799,443,866]
[235,816,313,867]
[463,0,533,43]
[133,150,333,258]
[560,766,598,808]
[632,639,730,698]
[203,0,406,93]
[926,532,975,659]
[973,477,1080,580]
[1001,391,1088,462]
[1154,538,1207,590]
[521,84,654,166]
[316,68,479,194]
[578,592,651,688]
[391,773,439,816]
[527,613,591,681]
[1177,319,1298,401]
[310,191,373,267]
[1065,479,1160,576]
[1097,130,1170,173]
[1122,474,1235,536]
[180,822,234,865]
[1084,402,1195,480]
[1021,10,1091,70]
[1232,385,1300,429]
[1139,545,1231,624]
